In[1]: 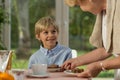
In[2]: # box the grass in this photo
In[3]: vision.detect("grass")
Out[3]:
[11,49,114,77]
[98,70,114,77]
[12,59,28,69]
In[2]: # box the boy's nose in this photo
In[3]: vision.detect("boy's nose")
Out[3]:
[48,33,54,37]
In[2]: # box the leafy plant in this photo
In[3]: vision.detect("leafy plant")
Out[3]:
[0,3,7,50]
[0,7,5,23]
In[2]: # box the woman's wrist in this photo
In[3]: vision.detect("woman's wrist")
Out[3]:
[100,62,107,71]
[76,57,83,66]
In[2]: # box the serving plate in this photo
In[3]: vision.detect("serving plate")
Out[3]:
[64,70,77,76]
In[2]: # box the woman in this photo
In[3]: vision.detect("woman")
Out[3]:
[62,0,120,79]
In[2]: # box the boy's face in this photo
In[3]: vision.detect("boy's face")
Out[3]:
[36,26,58,49]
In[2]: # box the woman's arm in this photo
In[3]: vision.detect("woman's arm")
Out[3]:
[62,47,112,69]
[77,47,112,65]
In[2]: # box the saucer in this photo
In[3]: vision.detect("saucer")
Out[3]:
[27,73,49,78]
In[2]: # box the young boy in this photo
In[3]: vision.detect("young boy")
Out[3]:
[28,16,72,68]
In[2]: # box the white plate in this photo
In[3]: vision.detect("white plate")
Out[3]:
[48,68,61,72]
[27,73,49,78]
[64,70,77,76]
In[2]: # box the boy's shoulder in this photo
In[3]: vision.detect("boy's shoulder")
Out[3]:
[33,49,40,54]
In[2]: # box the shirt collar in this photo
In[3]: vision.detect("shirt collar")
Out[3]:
[40,43,61,56]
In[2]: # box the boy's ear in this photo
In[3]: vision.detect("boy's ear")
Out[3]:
[36,34,40,40]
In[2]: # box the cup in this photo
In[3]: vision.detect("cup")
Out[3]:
[11,69,25,80]
[31,64,47,75]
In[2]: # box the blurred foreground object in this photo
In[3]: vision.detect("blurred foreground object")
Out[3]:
[0,72,14,80]
[0,50,12,72]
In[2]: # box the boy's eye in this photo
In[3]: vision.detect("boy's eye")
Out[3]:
[52,30,57,34]
[52,30,56,33]
[43,31,48,34]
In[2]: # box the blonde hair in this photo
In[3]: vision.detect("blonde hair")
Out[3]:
[35,16,59,35]
[64,0,77,7]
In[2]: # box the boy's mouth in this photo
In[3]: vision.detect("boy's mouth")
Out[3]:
[47,38,56,41]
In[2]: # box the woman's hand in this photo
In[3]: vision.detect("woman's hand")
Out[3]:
[61,58,80,70]
[76,62,102,78]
